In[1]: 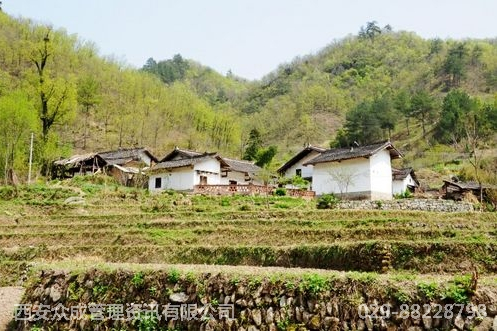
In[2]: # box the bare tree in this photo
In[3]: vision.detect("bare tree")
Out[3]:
[327,168,359,198]
[464,108,489,208]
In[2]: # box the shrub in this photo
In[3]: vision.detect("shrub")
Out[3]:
[418,282,439,301]
[316,193,339,209]
[220,197,231,206]
[275,188,286,196]
[0,186,16,200]
[394,190,413,199]
[167,268,181,283]
[443,274,473,303]
[131,272,145,288]
[239,204,251,211]
[133,311,159,331]
[300,273,330,295]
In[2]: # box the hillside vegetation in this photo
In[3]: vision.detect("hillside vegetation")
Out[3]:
[0,14,496,184]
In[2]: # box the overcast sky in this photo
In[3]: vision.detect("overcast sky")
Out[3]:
[4,0,497,80]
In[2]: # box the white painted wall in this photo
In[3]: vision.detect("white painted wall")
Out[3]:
[220,171,263,185]
[393,174,417,195]
[138,152,152,166]
[312,158,371,196]
[312,150,394,200]
[194,158,220,174]
[148,167,194,191]
[283,150,321,179]
[192,158,221,186]
[369,150,393,200]
[148,157,222,191]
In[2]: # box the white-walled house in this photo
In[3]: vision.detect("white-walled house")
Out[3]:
[392,168,419,195]
[220,158,263,185]
[304,141,402,200]
[148,153,229,191]
[277,145,326,187]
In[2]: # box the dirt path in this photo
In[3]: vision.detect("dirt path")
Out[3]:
[0,287,24,331]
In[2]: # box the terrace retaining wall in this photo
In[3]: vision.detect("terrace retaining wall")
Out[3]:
[337,199,474,213]
[12,269,497,331]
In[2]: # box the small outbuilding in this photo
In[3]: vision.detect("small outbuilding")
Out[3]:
[98,147,157,186]
[220,158,263,185]
[392,167,419,195]
[52,153,107,179]
[442,179,495,201]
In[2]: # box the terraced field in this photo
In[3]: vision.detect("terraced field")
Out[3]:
[1,184,496,284]
[1,182,496,330]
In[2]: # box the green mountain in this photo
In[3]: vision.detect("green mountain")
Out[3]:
[0,13,496,185]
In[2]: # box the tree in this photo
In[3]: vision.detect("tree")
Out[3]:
[410,91,435,138]
[359,21,382,41]
[435,90,476,144]
[243,129,262,161]
[0,91,38,183]
[30,30,76,142]
[463,101,495,205]
[29,29,77,174]
[327,168,358,198]
[394,90,412,135]
[142,57,158,74]
[443,42,469,88]
[343,102,383,145]
[77,75,101,150]
[255,145,277,168]
[375,94,398,140]
[155,54,189,84]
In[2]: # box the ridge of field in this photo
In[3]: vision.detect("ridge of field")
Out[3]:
[1,180,496,288]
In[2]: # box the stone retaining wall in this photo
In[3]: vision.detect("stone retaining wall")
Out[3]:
[337,199,474,212]
[13,269,497,331]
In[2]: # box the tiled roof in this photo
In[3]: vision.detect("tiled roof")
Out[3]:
[160,147,203,162]
[151,153,228,171]
[53,153,105,166]
[303,141,402,165]
[277,145,326,173]
[443,180,495,190]
[98,147,157,165]
[222,158,262,174]
[392,168,413,180]
[392,167,419,186]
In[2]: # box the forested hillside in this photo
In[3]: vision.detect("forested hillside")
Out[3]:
[0,13,496,183]
[0,12,246,180]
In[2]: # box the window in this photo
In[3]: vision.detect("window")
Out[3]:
[229,180,237,185]
[296,169,302,177]
[154,177,162,189]
[200,176,207,185]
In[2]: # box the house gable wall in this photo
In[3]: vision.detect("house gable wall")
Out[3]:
[393,174,417,195]
[284,150,321,179]
[220,171,263,185]
[148,158,222,191]
[148,167,194,191]
[193,158,221,186]
[312,157,371,196]
[369,150,393,200]
[138,152,153,166]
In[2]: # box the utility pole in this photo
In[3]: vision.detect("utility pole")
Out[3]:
[28,132,34,184]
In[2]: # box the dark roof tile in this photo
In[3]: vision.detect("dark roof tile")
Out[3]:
[304,141,402,165]
[223,158,262,174]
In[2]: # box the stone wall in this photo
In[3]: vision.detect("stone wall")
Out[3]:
[12,269,497,331]
[337,199,474,213]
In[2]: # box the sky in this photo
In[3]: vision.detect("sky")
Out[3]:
[4,0,497,80]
